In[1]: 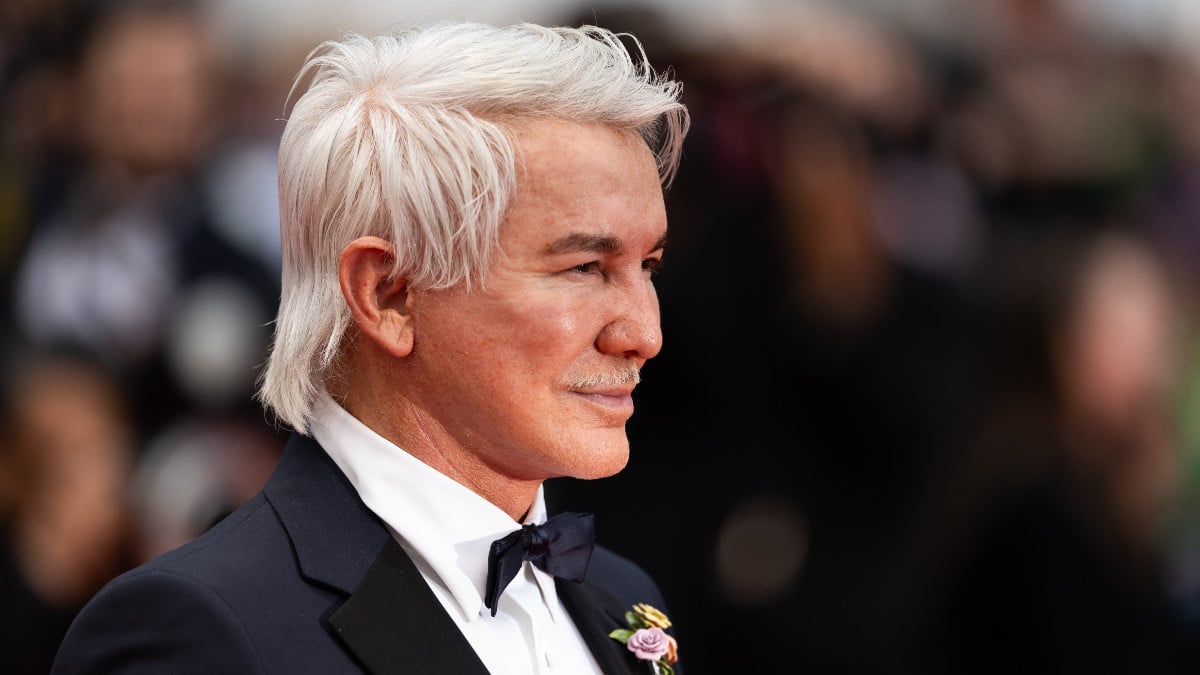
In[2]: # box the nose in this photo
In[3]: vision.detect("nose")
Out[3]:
[595,278,662,362]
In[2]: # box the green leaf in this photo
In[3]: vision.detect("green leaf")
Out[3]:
[625,610,642,628]
[608,628,633,643]
[659,663,674,675]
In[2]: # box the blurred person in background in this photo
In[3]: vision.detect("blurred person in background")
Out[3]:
[0,1,286,668]
[1149,56,1200,642]
[0,349,135,675]
[0,0,94,325]
[939,0,1161,230]
[6,0,278,444]
[681,75,976,675]
[917,225,1200,674]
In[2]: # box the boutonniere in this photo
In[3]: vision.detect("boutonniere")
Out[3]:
[608,603,679,674]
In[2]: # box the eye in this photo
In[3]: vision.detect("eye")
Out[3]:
[570,261,602,275]
[642,257,664,276]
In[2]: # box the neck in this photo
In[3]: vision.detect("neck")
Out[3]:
[330,356,541,521]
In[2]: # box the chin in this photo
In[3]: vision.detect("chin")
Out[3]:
[563,433,631,480]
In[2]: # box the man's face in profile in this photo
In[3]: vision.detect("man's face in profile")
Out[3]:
[406,119,667,482]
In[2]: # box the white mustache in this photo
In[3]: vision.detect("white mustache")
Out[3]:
[566,364,641,389]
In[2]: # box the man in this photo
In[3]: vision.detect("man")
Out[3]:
[52,20,688,675]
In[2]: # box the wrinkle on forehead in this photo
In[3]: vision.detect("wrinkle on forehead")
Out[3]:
[507,119,647,178]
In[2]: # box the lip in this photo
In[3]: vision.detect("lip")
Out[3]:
[570,387,636,412]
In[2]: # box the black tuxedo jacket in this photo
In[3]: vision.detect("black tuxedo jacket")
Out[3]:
[52,434,677,674]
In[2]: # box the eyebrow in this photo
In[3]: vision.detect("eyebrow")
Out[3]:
[543,231,668,256]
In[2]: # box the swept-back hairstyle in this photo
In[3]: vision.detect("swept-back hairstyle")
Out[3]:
[258,21,689,432]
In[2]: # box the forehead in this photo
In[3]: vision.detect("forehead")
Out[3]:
[500,119,666,250]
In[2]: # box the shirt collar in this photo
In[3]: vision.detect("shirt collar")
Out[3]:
[309,391,548,622]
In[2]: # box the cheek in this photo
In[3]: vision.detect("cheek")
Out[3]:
[500,295,596,362]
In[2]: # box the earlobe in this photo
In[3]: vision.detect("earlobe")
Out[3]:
[339,236,415,358]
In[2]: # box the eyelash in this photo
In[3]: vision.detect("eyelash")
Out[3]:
[571,262,602,275]
[569,258,663,276]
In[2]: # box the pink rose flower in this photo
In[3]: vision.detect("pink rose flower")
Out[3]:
[626,627,670,661]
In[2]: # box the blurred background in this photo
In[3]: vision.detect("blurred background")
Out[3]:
[3,0,1200,673]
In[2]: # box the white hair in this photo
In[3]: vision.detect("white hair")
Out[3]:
[258,21,689,433]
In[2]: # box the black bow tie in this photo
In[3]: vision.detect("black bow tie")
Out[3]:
[484,511,595,616]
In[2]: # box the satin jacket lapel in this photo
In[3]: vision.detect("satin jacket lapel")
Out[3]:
[558,580,653,675]
[328,538,490,675]
[265,434,486,675]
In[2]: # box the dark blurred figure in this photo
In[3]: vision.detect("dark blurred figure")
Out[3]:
[1144,57,1200,294]
[0,3,287,665]
[0,0,95,324]
[917,226,1200,674]
[6,0,279,444]
[941,0,1162,232]
[0,349,135,674]
[1144,56,1200,645]
[695,80,976,675]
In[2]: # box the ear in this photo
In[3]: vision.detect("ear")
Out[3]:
[338,236,415,358]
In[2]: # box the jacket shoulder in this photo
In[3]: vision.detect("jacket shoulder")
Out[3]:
[140,492,280,578]
[52,561,266,674]
[53,494,287,674]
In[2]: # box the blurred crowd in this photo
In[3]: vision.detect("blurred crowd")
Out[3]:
[2,0,1200,673]
[1,1,290,671]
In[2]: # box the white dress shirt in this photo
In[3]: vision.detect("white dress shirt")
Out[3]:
[309,392,604,675]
